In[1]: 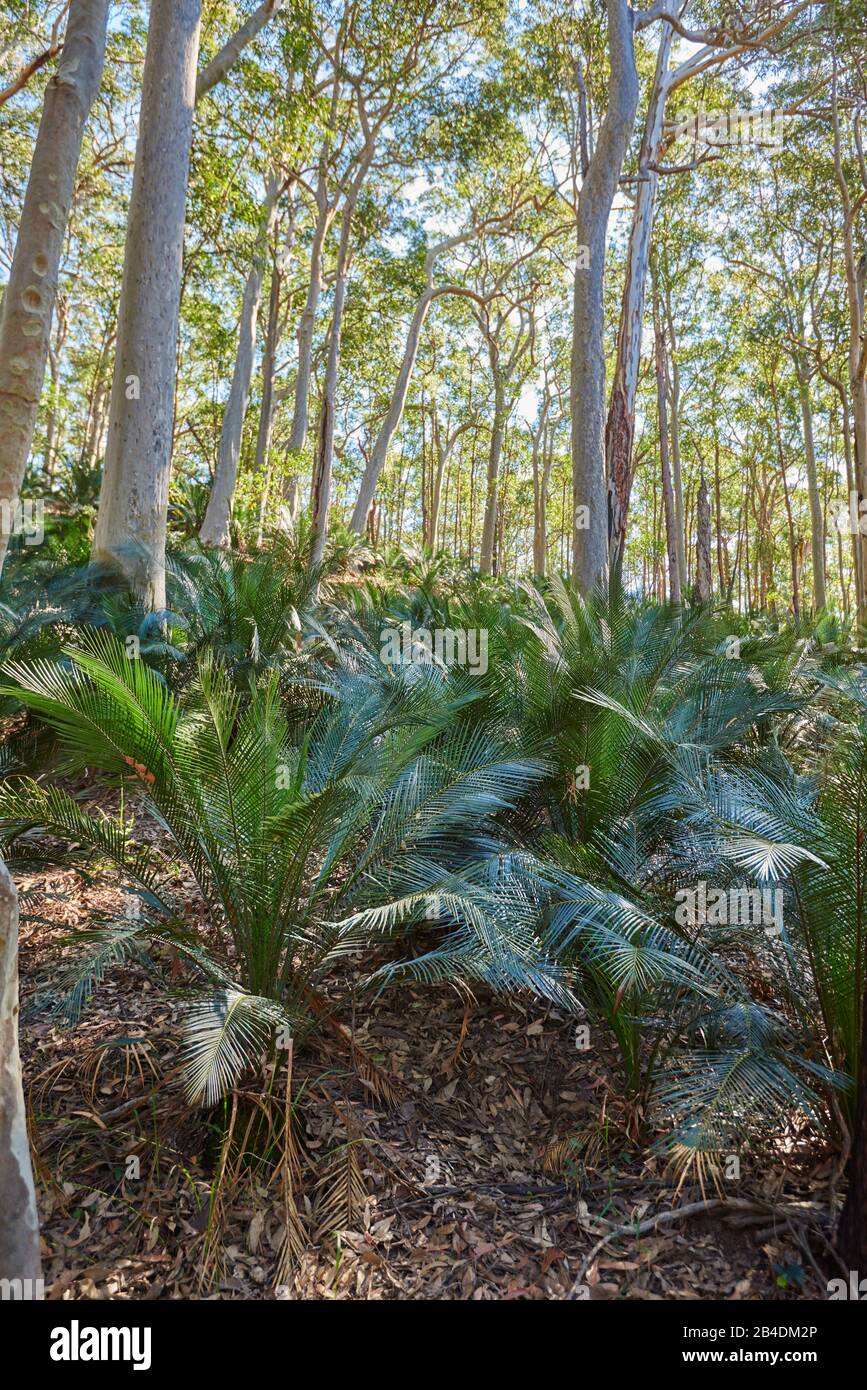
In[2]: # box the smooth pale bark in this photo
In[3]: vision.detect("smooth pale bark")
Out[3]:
[695,473,712,602]
[796,364,827,612]
[0,859,41,1290]
[606,23,673,568]
[348,222,497,534]
[530,387,553,577]
[831,66,867,624]
[196,0,283,102]
[286,175,333,464]
[480,379,507,575]
[428,411,445,549]
[254,206,295,546]
[0,0,109,576]
[91,0,202,608]
[768,372,800,620]
[655,318,680,603]
[199,176,282,547]
[43,296,68,484]
[350,287,435,534]
[570,0,640,593]
[604,1,814,573]
[309,186,361,568]
[282,475,299,532]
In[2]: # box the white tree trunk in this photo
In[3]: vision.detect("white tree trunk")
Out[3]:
[655,316,680,603]
[0,0,108,577]
[605,27,673,569]
[350,287,434,533]
[91,0,202,608]
[797,365,827,612]
[696,473,712,602]
[479,380,506,575]
[309,207,355,569]
[286,185,331,461]
[199,177,282,547]
[570,0,640,593]
[0,860,41,1291]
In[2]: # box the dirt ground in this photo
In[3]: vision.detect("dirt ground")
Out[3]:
[17,851,839,1302]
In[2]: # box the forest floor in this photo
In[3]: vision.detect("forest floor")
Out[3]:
[17,796,840,1301]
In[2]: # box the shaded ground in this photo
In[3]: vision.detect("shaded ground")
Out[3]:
[17,846,839,1301]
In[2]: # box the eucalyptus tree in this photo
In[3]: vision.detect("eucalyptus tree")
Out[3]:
[0,0,109,577]
[197,17,315,547]
[91,0,285,604]
[0,859,41,1291]
[347,191,542,535]
[604,0,821,571]
[305,0,501,565]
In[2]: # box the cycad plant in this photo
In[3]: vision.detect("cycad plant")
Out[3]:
[0,630,561,1106]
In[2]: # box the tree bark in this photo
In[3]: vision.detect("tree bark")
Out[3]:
[570,0,640,594]
[695,472,712,602]
[655,316,680,603]
[0,0,109,577]
[350,287,435,533]
[286,175,332,464]
[0,859,41,1291]
[480,378,506,575]
[254,205,295,546]
[196,0,283,103]
[309,182,362,568]
[199,175,282,547]
[605,23,674,571]
[796,362,827,612]
[91,0,202,608]
[348,222,495,534]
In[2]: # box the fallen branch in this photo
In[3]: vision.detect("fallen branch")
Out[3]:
[567,1197,826,1298]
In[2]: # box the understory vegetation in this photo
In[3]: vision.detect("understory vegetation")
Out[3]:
[1,536,865,1291]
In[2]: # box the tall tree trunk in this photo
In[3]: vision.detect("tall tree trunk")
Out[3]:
[695,472,712,602]
[429,414,447,551]
[770,377,800,620]
[199,175,282,547]
[91,0,202,608]
[309,177,363,568]
[0,860,41,1291]
[0,0,108,577]
[605,24,674,570]
[571,0,640,593]
[663,297,687,590]
[796,363,827,612]
[655,317,680,603]
[254,201,296,546]
[531,391,553,578]
[286,180,331,463]
[350,287,434,532]
[713,437,729,598]
[480,379,506,575]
